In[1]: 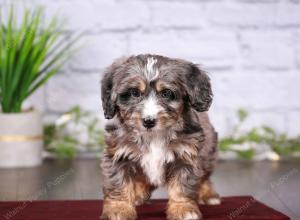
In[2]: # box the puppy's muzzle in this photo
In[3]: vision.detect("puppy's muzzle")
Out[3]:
[142,117,156,129]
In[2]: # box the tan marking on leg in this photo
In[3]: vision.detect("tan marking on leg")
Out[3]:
[101,200,137,220]
[197,180,221,205]
[101,182,137,220]
[167,179,202,220]
[134,176,153,206]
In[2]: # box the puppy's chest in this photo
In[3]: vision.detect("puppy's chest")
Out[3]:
[140,137,174,186]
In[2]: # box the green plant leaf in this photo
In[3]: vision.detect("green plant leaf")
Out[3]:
[43,107,105,158]
[220,109,300,160]
[236,149,255,160]
[0,4,80,113]
[237,108,248,122]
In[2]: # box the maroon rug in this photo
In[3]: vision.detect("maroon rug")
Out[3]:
[0,196,289,220]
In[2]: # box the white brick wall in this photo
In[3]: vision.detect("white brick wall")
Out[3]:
[46,72,101,112]
[70,34,128,71]
[3,0,300,137]
[128,30,238,69]
[240,31,294,70]
[205,2,276,28]
[149,2,205,28]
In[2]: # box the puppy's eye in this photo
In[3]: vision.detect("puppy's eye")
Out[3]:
[119,88,141,102]
[130,88,141,97]
[160,89,176,101]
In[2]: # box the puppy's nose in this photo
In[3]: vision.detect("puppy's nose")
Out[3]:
[142,118,156,128]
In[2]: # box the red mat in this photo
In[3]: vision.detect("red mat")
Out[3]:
[0,196,289,220]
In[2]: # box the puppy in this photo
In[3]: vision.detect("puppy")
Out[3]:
[100,54,220,220]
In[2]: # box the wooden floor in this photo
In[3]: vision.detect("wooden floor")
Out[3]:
[0,159,299,219]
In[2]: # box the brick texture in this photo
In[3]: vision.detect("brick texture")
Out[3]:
[7,0,300,137]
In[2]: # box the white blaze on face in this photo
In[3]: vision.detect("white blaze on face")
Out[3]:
[145,57,159,81]
[142,94,163,119]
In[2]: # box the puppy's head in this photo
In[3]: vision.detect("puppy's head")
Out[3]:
[101,55,212,132]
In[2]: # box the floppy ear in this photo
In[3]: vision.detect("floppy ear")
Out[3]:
[184,64,213,112]
[101,57,129,119]
[101,70,116,119]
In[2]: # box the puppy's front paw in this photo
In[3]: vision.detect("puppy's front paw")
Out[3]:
[101,201,137,220]
[167,202,202,220]
[202,197,221,205]
[198,195,221,206]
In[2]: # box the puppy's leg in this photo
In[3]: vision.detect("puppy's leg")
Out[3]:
[166,172,202,220]
[197,179,221,205]
[101,181,137,220]
[134,175,153,206]
[101,154,137,220]
[101,176,152,219]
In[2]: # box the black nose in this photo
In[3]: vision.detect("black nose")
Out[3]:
[142,118,156,128]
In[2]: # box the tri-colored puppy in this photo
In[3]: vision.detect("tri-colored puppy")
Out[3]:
[100,54,220,220]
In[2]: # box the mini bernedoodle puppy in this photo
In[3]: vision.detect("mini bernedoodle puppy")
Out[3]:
[100,54,220,220]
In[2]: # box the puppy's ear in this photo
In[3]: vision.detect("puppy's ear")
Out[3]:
[101,57,128,119]
[184,64,213,112]
[101,71,116,119]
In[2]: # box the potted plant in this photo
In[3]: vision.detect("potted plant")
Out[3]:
[0,6,79,167]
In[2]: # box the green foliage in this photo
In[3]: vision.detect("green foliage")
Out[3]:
[236,149,256,160]
[0,5,80,113]
[44,123,79,158]
[44,106,105,159]
[219,108,300,160]
[44,107,300,160]
[237,108,248,122]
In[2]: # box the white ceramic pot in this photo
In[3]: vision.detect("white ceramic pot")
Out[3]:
[0,109,43,168]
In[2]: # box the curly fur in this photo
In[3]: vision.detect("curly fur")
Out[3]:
[100,54,220,220]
